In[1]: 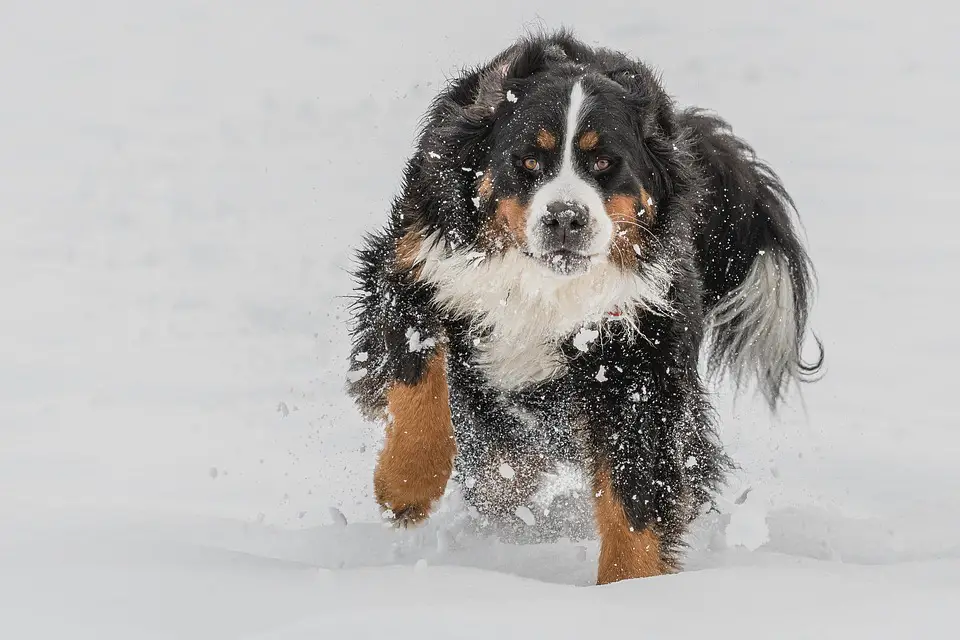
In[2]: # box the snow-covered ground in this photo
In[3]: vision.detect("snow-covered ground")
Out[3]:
[2,1,958,637]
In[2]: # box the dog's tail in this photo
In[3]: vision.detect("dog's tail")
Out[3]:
[681,108,823,410]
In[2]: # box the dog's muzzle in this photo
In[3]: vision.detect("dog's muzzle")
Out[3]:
[531,199,598,275]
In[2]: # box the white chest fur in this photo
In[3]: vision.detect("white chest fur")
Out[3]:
[412,237,673,389]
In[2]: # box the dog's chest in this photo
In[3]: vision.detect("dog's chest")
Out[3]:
[472,331,568,390]
[467,300,619,390]
[417,244,672,389]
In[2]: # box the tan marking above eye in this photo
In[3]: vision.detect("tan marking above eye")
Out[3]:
[522,157,541,172]
[578,130,599,151]
[536,128,557,150]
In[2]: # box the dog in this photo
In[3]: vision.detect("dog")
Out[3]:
[346,31,822,584]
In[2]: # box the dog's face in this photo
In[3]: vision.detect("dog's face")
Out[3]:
[476,71,659,277]
[406,45,683,387]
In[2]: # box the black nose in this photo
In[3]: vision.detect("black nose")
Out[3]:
[541,201,591,249]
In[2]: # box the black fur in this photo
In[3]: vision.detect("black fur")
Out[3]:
[346,32,821,565]
[683,109,824,405]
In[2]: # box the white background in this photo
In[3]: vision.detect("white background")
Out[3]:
[1,1,958,637]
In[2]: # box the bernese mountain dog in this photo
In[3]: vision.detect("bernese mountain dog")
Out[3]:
[347,31,822,585]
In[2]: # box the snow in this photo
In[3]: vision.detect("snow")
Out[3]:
[345,368,368,382]
[515,506,537,526]
[572,326,599,351]
[2,1,959,638]
[725,501,772,551]
[405,328,436,353]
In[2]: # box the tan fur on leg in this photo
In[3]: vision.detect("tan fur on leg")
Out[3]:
[593,466,672,584]
[374,350,455,526]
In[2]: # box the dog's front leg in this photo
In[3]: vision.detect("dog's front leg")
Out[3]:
[374,347,455,526]
[572,333,721,584]
[589,458,672,584]
[347,232,455,527]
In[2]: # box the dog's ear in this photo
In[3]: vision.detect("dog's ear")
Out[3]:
[604,66,695,199]
[604,67,674,140]
[466,42,549,121]
[425,46,545,167]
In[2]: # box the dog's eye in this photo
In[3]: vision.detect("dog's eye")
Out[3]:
[593,157,612,172]
[521,157,541,173]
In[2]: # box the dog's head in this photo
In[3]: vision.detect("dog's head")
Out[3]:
[417,36,689,279]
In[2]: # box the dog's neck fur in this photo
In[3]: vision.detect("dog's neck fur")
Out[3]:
[412,234,673,389]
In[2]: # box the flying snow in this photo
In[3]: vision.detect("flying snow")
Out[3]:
[572,326,599,352]
[406,328,437,353]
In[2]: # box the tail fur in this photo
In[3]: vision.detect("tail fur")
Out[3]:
[681,108,823,409]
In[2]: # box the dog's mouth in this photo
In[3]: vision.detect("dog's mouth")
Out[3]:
[527,249,594,276]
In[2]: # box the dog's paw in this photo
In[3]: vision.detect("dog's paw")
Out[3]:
[382,503,432,528]
[373,455,450,529]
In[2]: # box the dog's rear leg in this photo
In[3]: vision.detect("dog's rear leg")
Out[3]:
[374,349,456,527]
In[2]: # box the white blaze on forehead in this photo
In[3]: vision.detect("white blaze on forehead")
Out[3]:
[560,81,589,174]
[526,80,612,258]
